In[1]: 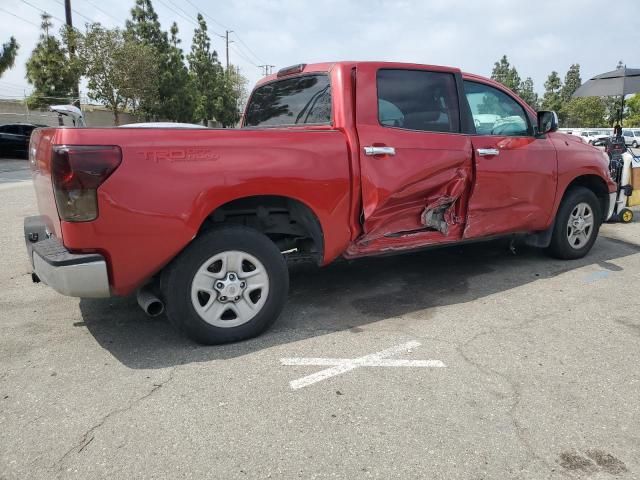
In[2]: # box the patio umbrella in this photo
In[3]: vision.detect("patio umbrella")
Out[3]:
[572,67,640,124]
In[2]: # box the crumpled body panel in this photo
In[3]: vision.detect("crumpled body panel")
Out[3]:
[347,125,473,257]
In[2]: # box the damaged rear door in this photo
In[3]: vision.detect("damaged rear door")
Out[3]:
[354,65,474,247]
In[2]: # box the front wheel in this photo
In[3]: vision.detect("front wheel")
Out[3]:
[547,187,602,260]
[162,225,289,344]
[632,140,638,148]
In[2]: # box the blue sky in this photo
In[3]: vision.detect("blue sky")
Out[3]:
[1,0,638,101]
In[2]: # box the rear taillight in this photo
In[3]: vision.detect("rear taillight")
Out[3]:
[51,145,122,222]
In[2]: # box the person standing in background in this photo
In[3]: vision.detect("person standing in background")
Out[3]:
[614,124,622,137]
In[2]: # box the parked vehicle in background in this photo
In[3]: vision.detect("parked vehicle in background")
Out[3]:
[24,61,617,344]
[622,129,640,148]
[0,123,46,158]
[579,130,609,146]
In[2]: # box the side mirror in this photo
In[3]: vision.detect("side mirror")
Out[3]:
[537,111,558,135]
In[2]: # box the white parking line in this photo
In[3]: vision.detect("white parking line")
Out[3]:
[281,341,445,390]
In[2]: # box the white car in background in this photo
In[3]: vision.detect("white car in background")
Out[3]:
[579,130,609,146]
[622,129,640,148]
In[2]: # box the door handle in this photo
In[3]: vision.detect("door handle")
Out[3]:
[364,146,396,156]
[477,148,500,157]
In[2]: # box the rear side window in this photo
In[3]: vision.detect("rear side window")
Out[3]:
[377,69,460,133]
[244,74,331,127]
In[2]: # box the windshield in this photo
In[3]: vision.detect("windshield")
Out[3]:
[243,74,332,127]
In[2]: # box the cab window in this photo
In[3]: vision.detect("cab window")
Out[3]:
[243,74,331,127]
[376,69,460,133]
[464,81,531,136]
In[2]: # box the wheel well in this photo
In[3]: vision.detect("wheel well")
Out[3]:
[200,196,324,262]
[564,175,609,218]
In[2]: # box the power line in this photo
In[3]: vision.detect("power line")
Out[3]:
[52,0,94,24]
[183,0,228,31]
[232,32,265,65]
[231,38,264,66]
[155,0,199,28]
[20,0,66,24]
[0,7,40,27]
[230,45,260,68]
[179,0,267,68]
[84,0,122,24]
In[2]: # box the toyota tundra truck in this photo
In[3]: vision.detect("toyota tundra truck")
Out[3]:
[24,61,617,344]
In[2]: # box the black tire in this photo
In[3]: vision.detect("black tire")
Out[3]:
[547,187,602,260]
[633,141,638,148]
[620,208,634,224]
[162,225,289,345]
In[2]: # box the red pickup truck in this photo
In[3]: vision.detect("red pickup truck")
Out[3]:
[25,61,616,344]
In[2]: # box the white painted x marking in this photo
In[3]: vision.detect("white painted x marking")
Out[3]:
[281,341,445,390]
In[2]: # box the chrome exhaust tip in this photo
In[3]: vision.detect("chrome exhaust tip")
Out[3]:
[136,286,164,317]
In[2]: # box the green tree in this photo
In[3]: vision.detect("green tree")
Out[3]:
[25,14,78,108]
[162,22,194,122]
[0,36,19,77]
[518,77,538,110]
[557,64,582,126]
[60,25,83,106]
[80,24,158,125]
[563,97,606,127]
[125,0,167,47]
[491,55,521,94]
[125,0,168,119]
[603,61,626,125]
[626,94,640,127]
[187,14,223,125]
[215,68,243,126]
[561,64,581,101]
[541,71,563,113]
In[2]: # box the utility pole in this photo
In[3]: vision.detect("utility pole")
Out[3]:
[225,30,234,70]
[259,65,275,76]
[64,0,80,107]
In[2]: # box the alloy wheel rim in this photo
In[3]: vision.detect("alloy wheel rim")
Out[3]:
[566,202,594,249]
[190,250,269,328]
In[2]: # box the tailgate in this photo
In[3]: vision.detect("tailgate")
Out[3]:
[29,128,63,240]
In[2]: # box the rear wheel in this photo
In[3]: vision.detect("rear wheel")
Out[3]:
[632,140,638,148]
[548,187,601,259]
[162,225,289,344]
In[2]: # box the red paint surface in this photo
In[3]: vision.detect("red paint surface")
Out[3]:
[29,62,615,295]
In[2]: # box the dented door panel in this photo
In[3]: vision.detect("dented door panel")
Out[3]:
[357,127,473,243]
[351,64,474,255]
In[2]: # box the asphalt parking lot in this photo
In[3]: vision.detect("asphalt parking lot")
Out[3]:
[1,156,639,479]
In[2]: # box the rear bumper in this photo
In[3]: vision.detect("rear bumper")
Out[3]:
[24,216,111,298]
